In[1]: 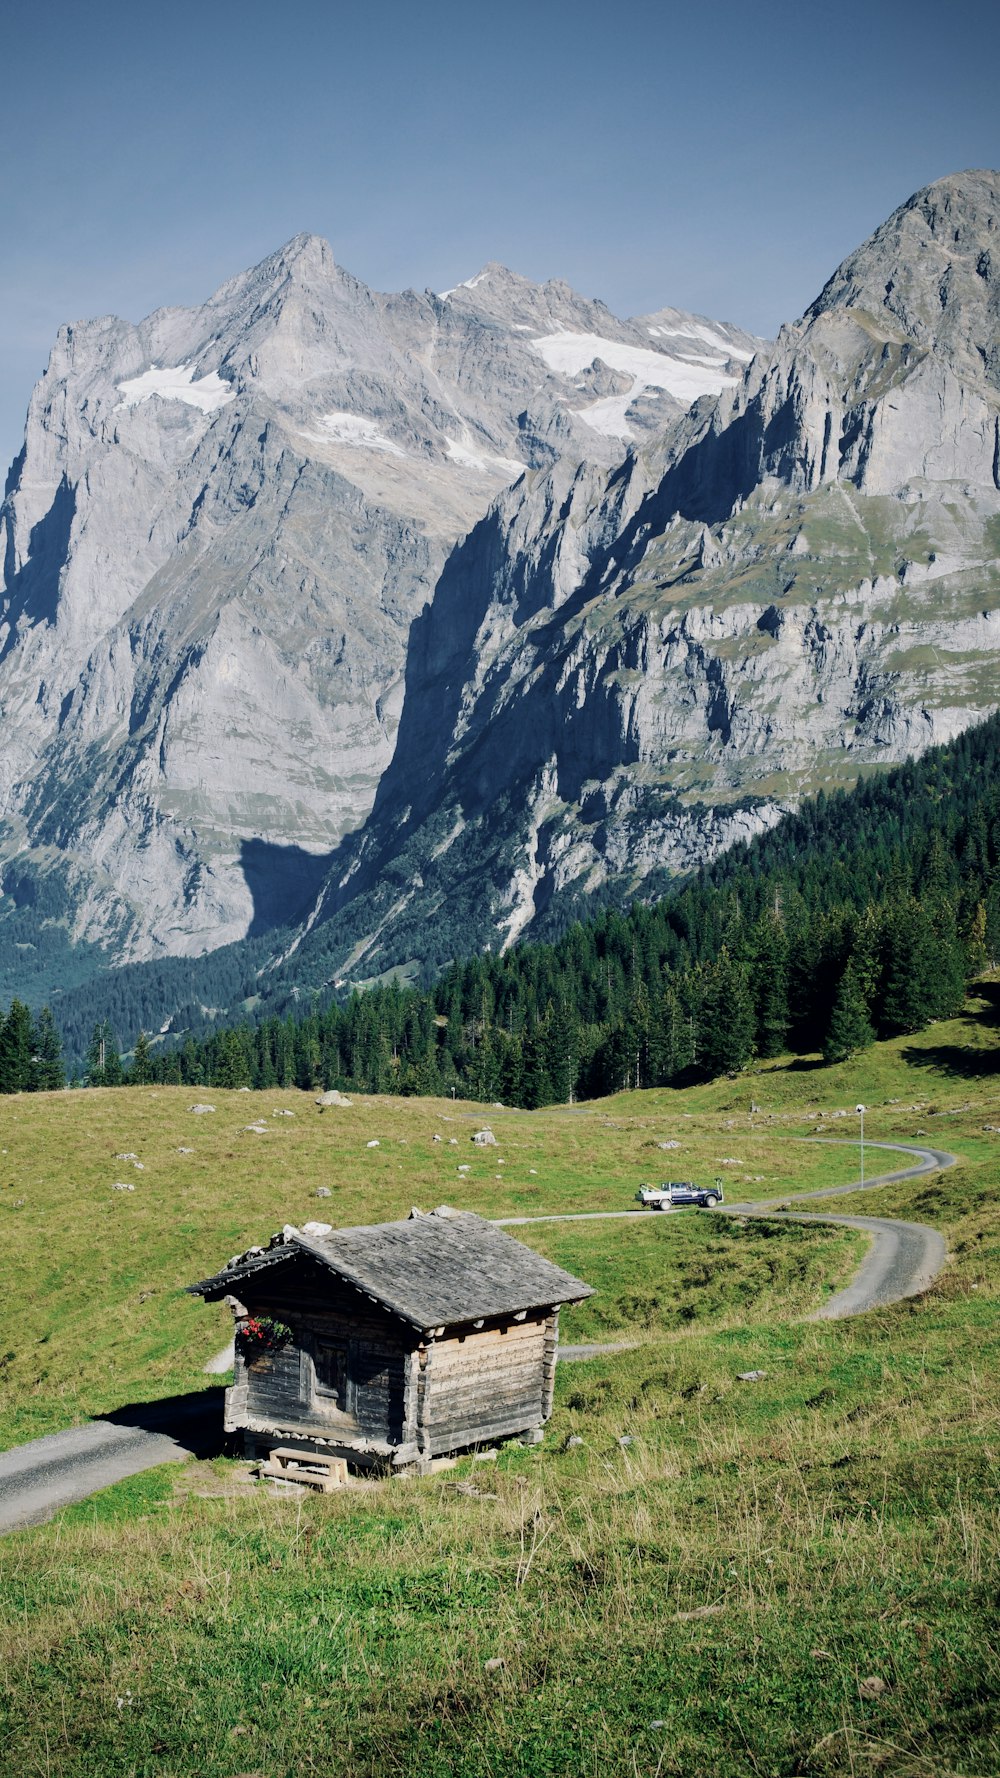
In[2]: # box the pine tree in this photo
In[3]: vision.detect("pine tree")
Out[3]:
[0,1001,35,1093]
[752,914,790,1059]
[543,1002,578,1103]
[131,1030,154,1085]
[32,1007,65,1091]
[699,949,756,1076]
[823,964,875,1064]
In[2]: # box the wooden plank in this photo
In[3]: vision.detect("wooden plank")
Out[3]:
[259,1459,345,1493]
[541,1309,559,1421]
[427,1412,542,1456]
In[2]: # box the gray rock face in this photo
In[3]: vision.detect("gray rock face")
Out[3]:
[0,239,754,960]
[288,171,1000,984]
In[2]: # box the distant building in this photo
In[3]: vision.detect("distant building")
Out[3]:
[188,1206,592,1469]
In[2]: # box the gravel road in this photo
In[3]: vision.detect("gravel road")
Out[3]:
[0,1391,224,1535]
[718,1139,954,1319]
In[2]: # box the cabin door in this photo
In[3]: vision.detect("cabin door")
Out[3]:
[310,1339,349,1416]
[350,1343,405,1442]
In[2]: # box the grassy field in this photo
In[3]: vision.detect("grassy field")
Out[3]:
[1,988,999,1775]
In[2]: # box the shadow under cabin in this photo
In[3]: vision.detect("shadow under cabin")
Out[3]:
[187,1205,593,1474]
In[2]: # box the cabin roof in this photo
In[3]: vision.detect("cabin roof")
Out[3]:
[187,1208,593,1331]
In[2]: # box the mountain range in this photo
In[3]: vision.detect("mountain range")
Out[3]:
[1,169,998,1037]
[0,238,756,978]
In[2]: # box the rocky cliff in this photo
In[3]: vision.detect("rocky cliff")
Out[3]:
[0,239,756,966]
[281,171,1000,989]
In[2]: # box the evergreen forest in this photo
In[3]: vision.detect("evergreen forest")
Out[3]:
[4,713,1000,1106]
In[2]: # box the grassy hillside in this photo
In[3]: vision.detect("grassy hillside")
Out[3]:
[1,987,999,1774]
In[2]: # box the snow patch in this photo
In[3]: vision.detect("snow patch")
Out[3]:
[531,330,739,438]
[646,320,753,361]
[116,363,234,413]
[307,412,407,457]
[438,270,491,300]
[444,435,523,478]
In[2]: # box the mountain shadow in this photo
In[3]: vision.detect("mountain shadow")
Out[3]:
[241,837,335,938]
[0,473,76,663]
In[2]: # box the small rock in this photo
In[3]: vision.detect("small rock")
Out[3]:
[366,1140,380,1149]
[111,1182,135,1192]
[448,1138,458,1145]
[116,1152,138,1160]
[432,1134,442,1142]
[177,1147,194,1155]
[301,1221,333,1238]
[473,1448,499,1462]
[858,1675,888,1700]
[315,1186,332,1198]
[529,1168,537,1174]
[272,1108,295,1117]
[618,1435,634,1448]
[484,1657,505,1673]
[657,1140,680,1150]
[564,1435,585,1449]
[189,1104,215,1114]
[737,1370,766,1383]
[649,1720,667,1730]
[472,1129,497,1147]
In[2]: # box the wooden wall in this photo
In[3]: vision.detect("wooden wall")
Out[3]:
[228,1257,408,1449]
[420,1317,550,1457]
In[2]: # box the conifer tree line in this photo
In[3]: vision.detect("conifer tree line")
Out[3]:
[0,1002,65,1093]
[8,713,1000,1102]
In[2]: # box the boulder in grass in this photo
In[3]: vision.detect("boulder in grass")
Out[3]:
[316,1090,352,1110]
[472,1129,497,1147]
[189,1104,216,1114]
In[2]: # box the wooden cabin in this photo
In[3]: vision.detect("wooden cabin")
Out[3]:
[188,1206,593,1469]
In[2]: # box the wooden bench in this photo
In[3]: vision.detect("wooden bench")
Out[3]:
[259,1447,348,1492]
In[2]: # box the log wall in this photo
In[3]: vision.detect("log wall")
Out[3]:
[228,1260,408,1447]
[421,1317,549,1456]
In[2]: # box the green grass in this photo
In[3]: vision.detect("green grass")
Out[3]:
[2,986,1000,1774]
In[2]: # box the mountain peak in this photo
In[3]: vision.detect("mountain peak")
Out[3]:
[802,166,999,388]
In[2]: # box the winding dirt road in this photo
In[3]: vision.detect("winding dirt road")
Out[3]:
[721,1138,955,1318]
[0,1140,954,1534]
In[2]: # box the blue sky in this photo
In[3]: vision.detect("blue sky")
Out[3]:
[2,0,998,465]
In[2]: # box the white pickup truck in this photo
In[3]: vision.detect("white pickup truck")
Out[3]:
[636,1180,724,1210]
